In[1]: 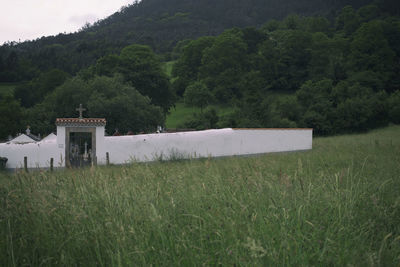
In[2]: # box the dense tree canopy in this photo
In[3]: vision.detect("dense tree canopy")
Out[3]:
[14,69,70,108]
[94,44,174,112]
[24,75,164,136]
[0,96,23,140]
[0,0,376,84]
[172,2,400,135]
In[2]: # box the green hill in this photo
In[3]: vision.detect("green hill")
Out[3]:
[0,0,378,81]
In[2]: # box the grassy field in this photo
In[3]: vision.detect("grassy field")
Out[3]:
[166,102,234,128]
[1,126,400,265]
[162,61,175,78]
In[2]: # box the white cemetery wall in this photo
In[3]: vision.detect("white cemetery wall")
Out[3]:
[0,139,62,169]
[56,126,66,166]
[96,126,106,162]
[0,128,312,169]
[97,128,312,165]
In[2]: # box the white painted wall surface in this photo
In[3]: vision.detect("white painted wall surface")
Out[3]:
[0,128,312,169]
[97,128,313,165]
[96,126,106,163]
[56,126,66,166]
[0,135,63,169]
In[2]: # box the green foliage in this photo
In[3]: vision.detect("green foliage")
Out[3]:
[0,82,18,97]
[170,2,400,135]
[0,49,38,82]
[95,54,120,76]
[165,102,234,129]
[335,5,361,36]
[87,76,164,134]
[200,29,248,101]
[262,19,281,32]
[14,69,70,108]
[1,126,400,265]
[349,20,396,79]
[165,102,202,129]
[295,79,391,135]
[26,75,164,135]
[183,81,213,110]
[172,36,215,96]
[357,4,380,22]
[1,0,373,78]
[162,60,176,78]
[179,107,219,130]
[0,96,23,139]
[274,95,302,123]
[387,90,400,123]
[95,44,174,112]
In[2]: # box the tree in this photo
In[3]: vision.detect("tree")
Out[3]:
[357,4,380,23]
[283,14,302,30]
[96,44,174,112]
[0,96,23,139]
[308,32,332,81]
[14,69,70,108]
[199,29,248,102]
[335,5,361,36]
[348,20,396,92]
[296,79,335,134]
[387,90,400,124]
[303,16,330,33]
[184,81,213,111]
[262,19,281,32]
[269,29,312,91]
[29,75,165,135]
[172,36,215,96]
[180,107,219,130]
[95,54,120,76]
[87,77,164,134]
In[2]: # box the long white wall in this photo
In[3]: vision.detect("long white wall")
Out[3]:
[97,128,313,165]
[0,138,62,169]
[0,128,312,169]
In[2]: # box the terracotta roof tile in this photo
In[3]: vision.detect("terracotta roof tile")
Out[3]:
[55,118,106,126]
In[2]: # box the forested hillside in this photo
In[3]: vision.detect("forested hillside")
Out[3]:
[0,0,379,81]
[0,0,399,139]
[172,3,400,134]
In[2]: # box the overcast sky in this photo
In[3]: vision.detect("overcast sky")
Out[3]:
[0,0,133,44]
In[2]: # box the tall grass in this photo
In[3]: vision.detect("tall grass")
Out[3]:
[1,126,400,266]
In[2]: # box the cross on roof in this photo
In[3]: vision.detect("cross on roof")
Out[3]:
[76,104,86,119]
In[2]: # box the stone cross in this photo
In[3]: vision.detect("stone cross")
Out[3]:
[76,104,86,119]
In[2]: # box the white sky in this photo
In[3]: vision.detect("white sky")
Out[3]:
[0,0,133,44]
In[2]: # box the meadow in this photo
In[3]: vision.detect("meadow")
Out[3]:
[165,102,234,129]
[1,126,399,266]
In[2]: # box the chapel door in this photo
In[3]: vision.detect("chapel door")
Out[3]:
[69,132,92,167]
